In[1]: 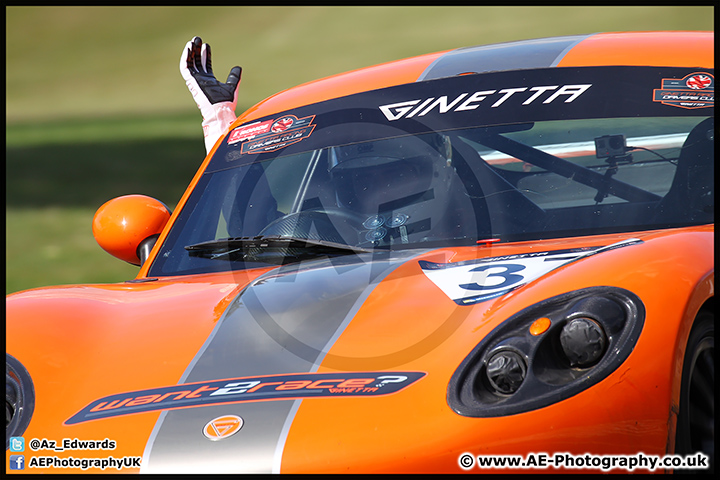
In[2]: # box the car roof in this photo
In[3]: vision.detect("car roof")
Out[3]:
[234,31,713,127]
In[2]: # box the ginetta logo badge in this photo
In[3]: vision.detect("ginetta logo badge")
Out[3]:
[203,415,244,441]
[378,84,592,121]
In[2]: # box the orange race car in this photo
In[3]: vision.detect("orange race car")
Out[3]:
[6,31,714,473]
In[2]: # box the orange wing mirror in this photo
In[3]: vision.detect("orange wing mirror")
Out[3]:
[92,195,171,266]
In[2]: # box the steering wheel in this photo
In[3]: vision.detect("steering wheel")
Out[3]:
[258,208,366,246]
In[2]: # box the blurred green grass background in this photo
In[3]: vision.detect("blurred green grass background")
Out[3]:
[6,6,714,294]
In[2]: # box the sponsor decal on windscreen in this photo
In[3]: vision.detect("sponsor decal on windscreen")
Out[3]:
[228,114,316,154]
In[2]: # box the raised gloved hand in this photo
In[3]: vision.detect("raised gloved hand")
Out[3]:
[180,36,241,153]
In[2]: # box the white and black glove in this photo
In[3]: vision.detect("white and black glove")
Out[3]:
[180,36,241,153]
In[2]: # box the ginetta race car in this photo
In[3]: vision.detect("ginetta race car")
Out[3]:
[6,31,714,473]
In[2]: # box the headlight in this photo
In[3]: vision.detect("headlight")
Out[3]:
[559,317,607,367]
[485,348,527,395]
[448,287,644,417]
[6,354,35,449]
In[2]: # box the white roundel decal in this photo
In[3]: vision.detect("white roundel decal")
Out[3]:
[420,239,641,305]
[203,415,244,441]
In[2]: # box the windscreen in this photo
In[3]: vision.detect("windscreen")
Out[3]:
[149,66,713,276]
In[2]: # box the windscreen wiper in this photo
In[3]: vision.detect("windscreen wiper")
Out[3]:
[185,235,371,263]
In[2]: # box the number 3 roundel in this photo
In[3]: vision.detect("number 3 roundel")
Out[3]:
[420,240,640,305]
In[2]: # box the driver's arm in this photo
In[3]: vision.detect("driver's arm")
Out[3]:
[180,36,241,154]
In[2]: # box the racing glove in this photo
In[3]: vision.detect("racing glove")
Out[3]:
[180,36,242,154]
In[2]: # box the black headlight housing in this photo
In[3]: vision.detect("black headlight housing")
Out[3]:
[448,286,644,417]
[6,354,35,449]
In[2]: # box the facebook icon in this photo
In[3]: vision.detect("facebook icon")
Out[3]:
[10,455,25,470]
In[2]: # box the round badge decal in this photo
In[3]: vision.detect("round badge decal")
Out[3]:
[686,74,712,90]
[203,415,244,441]
[271,116,294,133]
